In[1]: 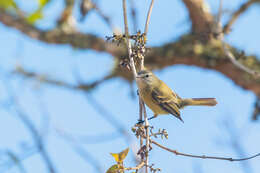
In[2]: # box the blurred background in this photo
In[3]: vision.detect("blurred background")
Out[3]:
[0,0,260,173]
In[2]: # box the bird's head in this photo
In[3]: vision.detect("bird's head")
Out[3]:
[136,70,155,85]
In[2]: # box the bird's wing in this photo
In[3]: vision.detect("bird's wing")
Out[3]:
[151,84,182,121]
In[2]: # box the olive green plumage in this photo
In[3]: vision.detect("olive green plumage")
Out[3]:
[136,70,217,122]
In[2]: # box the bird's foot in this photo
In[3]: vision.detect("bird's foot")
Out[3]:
[148,116,156,120]
[136,119,144,125]
[136,116,156,125]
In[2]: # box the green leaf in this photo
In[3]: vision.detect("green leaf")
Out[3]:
[106,164,124,173]
[110,148,129,163]
[26,9,43,24]
[0,0,17,9]
[38,0,49,8]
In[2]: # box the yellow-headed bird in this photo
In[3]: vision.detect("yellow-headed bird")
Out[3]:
[136,70,217,122]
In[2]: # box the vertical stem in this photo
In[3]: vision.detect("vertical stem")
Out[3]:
[122,0,137,78]
[122,1,151,172]
[142,101,149,173]
[139,97,144,147]
[144,0,155,35]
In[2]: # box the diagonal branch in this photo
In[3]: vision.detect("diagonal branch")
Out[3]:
[1,79,57,173]
[223,0,260,34]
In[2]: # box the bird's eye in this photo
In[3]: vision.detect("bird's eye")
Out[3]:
[145,74,149,78]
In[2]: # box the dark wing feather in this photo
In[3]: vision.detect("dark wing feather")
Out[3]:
[151,88,183,122]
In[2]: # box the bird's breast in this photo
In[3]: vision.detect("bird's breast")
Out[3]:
[138,85,167,115]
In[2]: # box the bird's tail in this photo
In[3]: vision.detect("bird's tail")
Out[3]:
[180,98,217,108]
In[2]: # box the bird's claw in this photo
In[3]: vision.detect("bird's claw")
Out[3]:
[136,119,144,125]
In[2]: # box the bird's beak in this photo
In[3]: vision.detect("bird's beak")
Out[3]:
[136,76,141,78]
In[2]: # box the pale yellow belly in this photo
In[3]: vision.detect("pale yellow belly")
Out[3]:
[139,88,168,115]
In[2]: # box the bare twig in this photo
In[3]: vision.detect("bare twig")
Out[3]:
[56,128,104,173]
[122,0,137,78]
[143,101,149,173]
[222,43,260,77]
[125,161,145,170]
[1,78,57,173]
[54,127,122,144]
[223,0,260,34]
[0,147,39,173]
[144,0,155,35]
[13,67,115,92]
[139,97,144,149]
[151,140,260,162]
[214,0,260,78]
[130,0,138,32]
[13,67,132,143]
[122,2,149,173]
[223,121,253,173]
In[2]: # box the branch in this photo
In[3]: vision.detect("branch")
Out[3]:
[13,66,114,91]
[0,9,113,51]
[124,161,145,171]
[56,128,104,173]
[151,140,260,162]
[144,0,155,35]
[12,67,132,143]
[2,7,260,99]
[1,79,57,173]
[214,0,260,78]
[181,0,214,36]
[223,0,260,34]
[222,43,260,77]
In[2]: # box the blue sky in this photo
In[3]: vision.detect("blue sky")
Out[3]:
[0,0,260,173]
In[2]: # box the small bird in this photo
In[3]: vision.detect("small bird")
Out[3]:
[136,70,217,122]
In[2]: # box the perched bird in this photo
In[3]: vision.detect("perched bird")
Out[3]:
[136,70,217,122]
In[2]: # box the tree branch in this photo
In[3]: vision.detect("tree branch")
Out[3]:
[223,0,260,34]
[144,0,155,35]
[125,161,145,171]
[181,0,214,37]
[2,7,260,98]
[0,9,113,51]
[151,140,260,162]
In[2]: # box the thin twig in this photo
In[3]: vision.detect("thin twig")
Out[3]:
[139,97,144,149]
[56,128,104,173]
[122,0,137,78]
[125,161,145,170]
[223,0,259,34]
[222,43,260,77]
[144,0,155,35]
[1,78,57,173]
[151,140,260,162]
[143,100,149,173]
[122,2,149,172]
[215,0,260,78]
[130,0,138,32]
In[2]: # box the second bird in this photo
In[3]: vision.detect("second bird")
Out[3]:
[136,70,217,122]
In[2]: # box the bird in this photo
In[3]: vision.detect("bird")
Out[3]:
[136,70,217,122]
